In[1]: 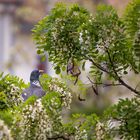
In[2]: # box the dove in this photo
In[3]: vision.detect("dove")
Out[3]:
[22,69,46,101]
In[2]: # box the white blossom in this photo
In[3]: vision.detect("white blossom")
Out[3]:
[79,32,83,44]
[0,120,13,140]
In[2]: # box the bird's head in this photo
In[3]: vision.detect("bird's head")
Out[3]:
[30,69,44,83]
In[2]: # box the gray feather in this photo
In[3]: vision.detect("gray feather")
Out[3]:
[22,85,45,101]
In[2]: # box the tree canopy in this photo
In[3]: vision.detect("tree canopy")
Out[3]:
[0,0,140,139]
[33,1,140,96]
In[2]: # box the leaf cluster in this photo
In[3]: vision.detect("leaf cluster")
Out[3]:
[0,73,139,139]
[104,98,140,140]
[124,0,140,70]
[0,72,27,110]
[33,2,140,93]
[33,3,90,74]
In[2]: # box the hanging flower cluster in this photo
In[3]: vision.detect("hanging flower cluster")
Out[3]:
[14,98,54,140]
[40,74,72,109]
[95,121,105,140]
[7,84,23,107]
[48,78,72,109]
[74,127,88,140]
[0,73,27,110]
[11,73,73,139]
[0,120,13,140]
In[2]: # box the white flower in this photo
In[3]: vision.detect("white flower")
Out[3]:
[73,11,78,16]
[85,30,88,34]
[79,32,83,44]
[0,120,13,140]
[89,19,92,22]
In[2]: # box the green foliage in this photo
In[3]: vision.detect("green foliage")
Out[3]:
[80,4,135,80]
[10,74,99,140]
[1,1,140,140]
[0,92,8,110]
[0,120,13,140]
[103,98,140,140]
[71,113,99,139]
[0,110,13,127]
[33,3,90,73]
[42,91,62,115]
[124,0,140,70]
[124,0,140,37]
[40,74,72,108]
[0,72,27,109]
[33,3,139,87]
[0,72,103,140]
[0,73,27,132]
[10,74,72,139]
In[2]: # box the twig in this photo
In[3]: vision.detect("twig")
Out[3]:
[67,58,81,85]
[83,54,109,74]
[47,136,70,140]
[92,85,98,95]
[87,76,122,87]
[105,48,140,95]
[78,94,86,101]
[88,58,110,74]
[87,76,99,95]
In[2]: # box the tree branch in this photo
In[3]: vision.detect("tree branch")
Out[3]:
[105,48,140,95]
[88,58,110,74]
[87,76,122,87]
[47,132,76,140]
[84,51,140,95]
[83,54,109,74]
[47,136,69,140]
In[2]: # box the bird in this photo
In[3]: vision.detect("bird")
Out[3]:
[21,69,46,101]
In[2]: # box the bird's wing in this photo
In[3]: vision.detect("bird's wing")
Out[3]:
[21,88,32,101]
[32,86,46,98]
[21,86,46,101]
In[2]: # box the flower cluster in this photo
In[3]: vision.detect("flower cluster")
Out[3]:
[7,84,23,107]
[14,98,54,140]
[40,74,72,109]
[74,127,88,140]
[95,121,105,140]
[0,120,13,140]
[0,73,26,109]
[48,78,72,109]
[12,95,79,140]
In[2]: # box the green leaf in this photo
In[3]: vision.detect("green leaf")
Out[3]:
[82,61,86,71]
[123,71,128,74]
[37,50,41,54]
[55,66,61,74]
[41,55,46,61]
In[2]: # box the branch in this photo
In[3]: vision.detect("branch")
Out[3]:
[88,58,110,74]
[78,94,86,101]
[47,135,70,140]
[83,54,109,74]
[47,132,76,140]
[87,76,99,95]
[84,51,140,95]
[91,85,99,95]
[105,48,140,95]
[87,76,122,87]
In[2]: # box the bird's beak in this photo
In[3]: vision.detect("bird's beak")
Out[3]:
[39,70,44,74]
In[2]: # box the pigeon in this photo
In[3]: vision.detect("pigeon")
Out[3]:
[22,69,46,101]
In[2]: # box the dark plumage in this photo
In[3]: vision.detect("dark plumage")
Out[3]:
[22,70,46,101]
